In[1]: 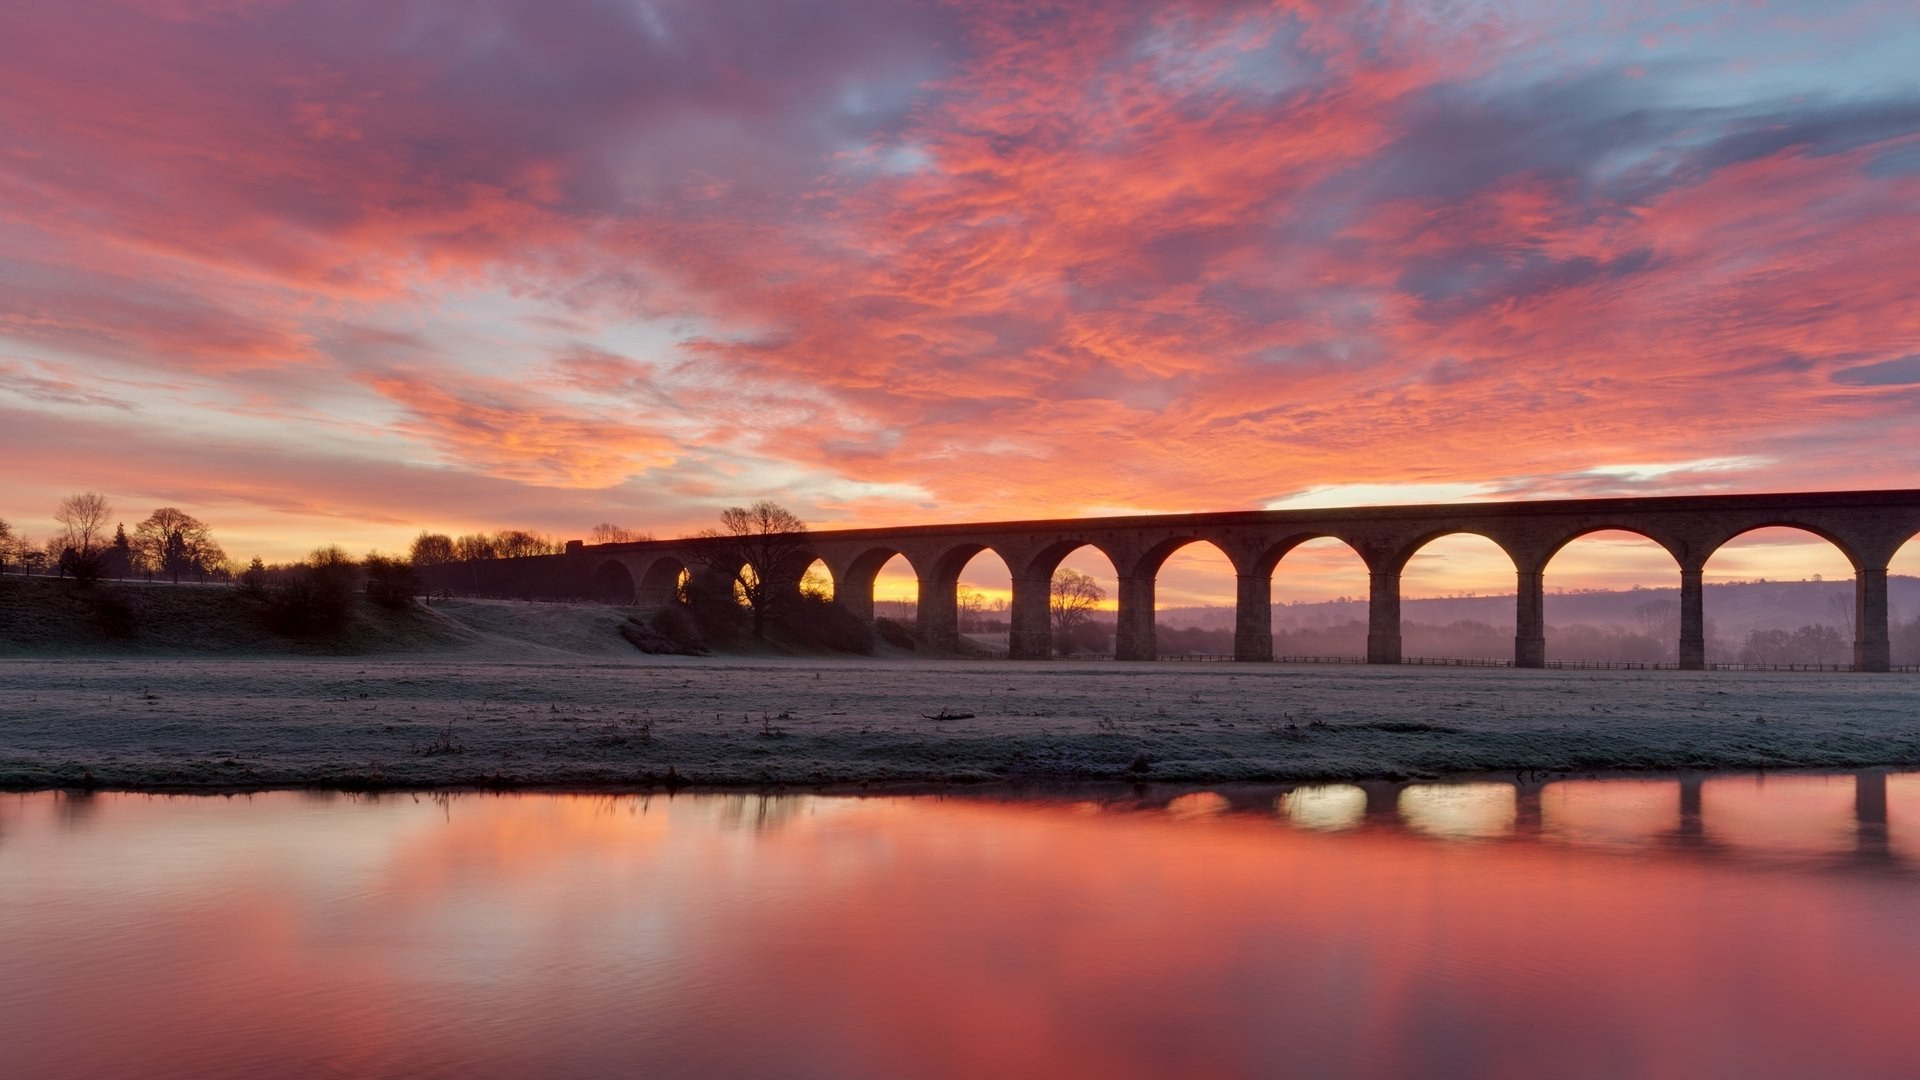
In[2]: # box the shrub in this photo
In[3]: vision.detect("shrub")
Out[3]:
[264,548,359,635]
[59,546,105,585]
[650,605,706,652]
[782,595,874,654]
[362,554,419,610]
[682,572,749,644]
[874,617,916,650]
[619,607,709,656]
[239,557,269,600]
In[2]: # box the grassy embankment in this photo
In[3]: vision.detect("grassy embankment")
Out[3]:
[0,574,472,657]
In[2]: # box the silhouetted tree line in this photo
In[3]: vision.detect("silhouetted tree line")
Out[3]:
[0,494,231,584]
[408,529,567,565]
[237,546,420,634]
[0,493,435,638]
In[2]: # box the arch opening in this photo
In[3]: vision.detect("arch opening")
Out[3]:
[1046,544,1118,659]
[1398,533,1516,661]
[1270,537,1369,660]
[1153,540,1237,658]
[1541,531,1681,664]
[917,545,1015,656]
[1703,527,1855,667]
[871,553,920,624]
[799,558,833,601]
[590,560,636,605]
[1892,537,1920,667]
[636,556,690,608]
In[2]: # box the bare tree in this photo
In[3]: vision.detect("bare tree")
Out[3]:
[55,492,112,554]
[494,530,561,559]
[453,533,498,561]
[409,532,457,566]
[133,507,220,583]
[957,589,987,632]
[1631,598,1678,641]
[0,520,37,575]
[1050,567,1105,652]
[1826,589,1856,641]
[694,501,809,639]
[589,523,650,545]
[53,492,112,581]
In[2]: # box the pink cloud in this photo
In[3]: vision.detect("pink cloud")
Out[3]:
[1,0,1918,571]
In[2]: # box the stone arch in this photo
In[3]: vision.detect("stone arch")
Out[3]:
[1383,529,1523,577]
[589,560,636,605]
[1703,525,1860,668]
[1125,535,1241,580]
[1539,529,1684,665]
[1345,530,1519,666]
[1138,538,1239,660]
[1701,522,1863,573]
[1249,532,1368,579]
[1266,536,1372,661]
[797,556,834,600]
[1890,537,1920,667]
[768,546,827,589]
[833,546,921,624]
[1014,538,1128,583]
[636,555,692,608]
[920,543,1016,654]
[1034,542,1119,659]
[1539,524,1688,570]
[1395,532,1520,662]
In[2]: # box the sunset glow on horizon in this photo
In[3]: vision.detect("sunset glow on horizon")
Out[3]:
[3,1,1918,596]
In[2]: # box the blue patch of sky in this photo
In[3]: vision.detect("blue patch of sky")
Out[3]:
[1451,2,1920,106]
[1832,355,1920,387]
[1865,142,1920,177]
[1131,10,1324,101]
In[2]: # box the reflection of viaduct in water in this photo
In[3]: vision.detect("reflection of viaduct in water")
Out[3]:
[470,489,1920,670]
[1260,771,1906,871]
[1198,768,1904,868]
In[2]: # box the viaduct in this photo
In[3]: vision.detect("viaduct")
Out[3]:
[467,490,1920,672]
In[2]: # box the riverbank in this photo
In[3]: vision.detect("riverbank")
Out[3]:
[4,656,1919,790]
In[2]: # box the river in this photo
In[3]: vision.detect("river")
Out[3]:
[3,774,1918,1077]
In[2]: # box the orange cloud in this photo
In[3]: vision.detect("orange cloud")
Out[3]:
[1,0,1918,571]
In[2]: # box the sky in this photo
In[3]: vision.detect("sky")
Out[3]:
[2,0,1918,604]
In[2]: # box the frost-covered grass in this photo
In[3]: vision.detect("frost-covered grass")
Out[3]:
[4,655,1919,791]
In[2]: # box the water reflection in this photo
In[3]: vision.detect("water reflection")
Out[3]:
[1280,783,1367,830]
[1400,782,1516,839]
[1,775,1917,1078]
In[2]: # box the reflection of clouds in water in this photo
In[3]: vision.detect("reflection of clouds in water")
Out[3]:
[1400,783,1516,839]
[1542,780,1678,848]
[1893,775,1920,865]
[1165,791,1229,820]
[1701,775,1858,858]
[1280,785,1367,831]
[9,782,1920,1076]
